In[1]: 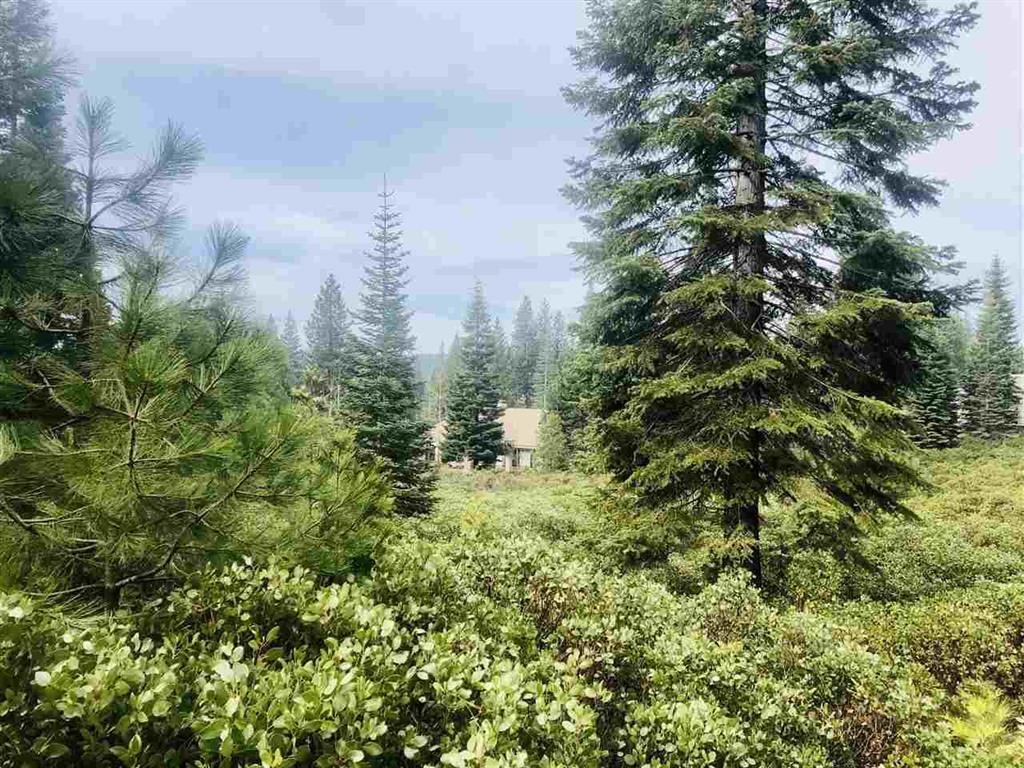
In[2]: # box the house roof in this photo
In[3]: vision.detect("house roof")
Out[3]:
[500,408,543,449]
[429,407,544,450]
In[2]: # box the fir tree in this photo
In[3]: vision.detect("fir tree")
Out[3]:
[963,256,1021,439]
[909,319,963,449]
[281,312,305,388]
[535,412,570,472]
[532,299,553,408]
[424,342,449,423]
[839,231,976,401]
[443,283,504,467]
[491,319,515,404]
[0,0,70,157]
[567,0,978,586]
[511,296,538,405]
[550,310,568,365]
[346,186,434,516]
[305,273,351,407]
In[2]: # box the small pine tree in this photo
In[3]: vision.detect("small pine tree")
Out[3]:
[345,185,434,515]
[534,412,570,472]
[963,256,1021,439]
[305,273,351,408]
[281,312,305,387]
[443,283,504,468]
[909,319,962,449]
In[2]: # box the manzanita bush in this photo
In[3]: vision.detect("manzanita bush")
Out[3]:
[2,523,1013,768]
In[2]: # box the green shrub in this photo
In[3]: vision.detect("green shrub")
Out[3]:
[834,583,1024,699]
[0,561,604,767]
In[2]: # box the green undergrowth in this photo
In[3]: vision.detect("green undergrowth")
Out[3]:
[4,448,1024,766]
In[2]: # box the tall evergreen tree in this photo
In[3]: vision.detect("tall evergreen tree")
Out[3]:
[346,186,434,516]
[963,256,1021,439]
[909,319,963,449]
[567,0,977,586]
[532,299,554,408]
[443,283,504,467]
[0,0,70,157]
[550,310,568,365]
[491,319,515,404]
[305,273,350,406]
[281,312,305,388]
[510,296,538,405]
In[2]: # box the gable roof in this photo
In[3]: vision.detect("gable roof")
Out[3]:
[428,407,544,450]
[500,408,543,449]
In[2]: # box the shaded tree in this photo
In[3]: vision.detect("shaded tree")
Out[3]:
[909,319,963,448]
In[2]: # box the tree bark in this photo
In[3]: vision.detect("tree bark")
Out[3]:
[732,0,768,589]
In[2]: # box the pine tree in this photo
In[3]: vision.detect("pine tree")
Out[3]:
[909,319,963,449]
[345,186,434,516]
[443,283,504,467]
[3,95,201,425]
[511,296,538,405]
[963,256,1021,439]
[567,0,977,586]
[0,98,390,604]
[281,312,305,388]
[305,273,351,407]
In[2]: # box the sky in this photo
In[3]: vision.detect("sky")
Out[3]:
[51,0,1023,350]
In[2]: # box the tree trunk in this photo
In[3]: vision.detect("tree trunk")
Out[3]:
[731,0,768,589]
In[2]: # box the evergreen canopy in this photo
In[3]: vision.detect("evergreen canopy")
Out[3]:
[443,283,505,468]
[963,256,1021,439]
[567,0,978,584]
[346,186,435,516]
[305,273,351,408]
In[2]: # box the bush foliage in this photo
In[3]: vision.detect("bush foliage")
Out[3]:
[7,448,1024,767]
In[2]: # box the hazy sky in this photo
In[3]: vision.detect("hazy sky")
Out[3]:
[51,0,1023,350]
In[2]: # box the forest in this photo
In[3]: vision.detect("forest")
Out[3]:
[1,0,1023,766]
